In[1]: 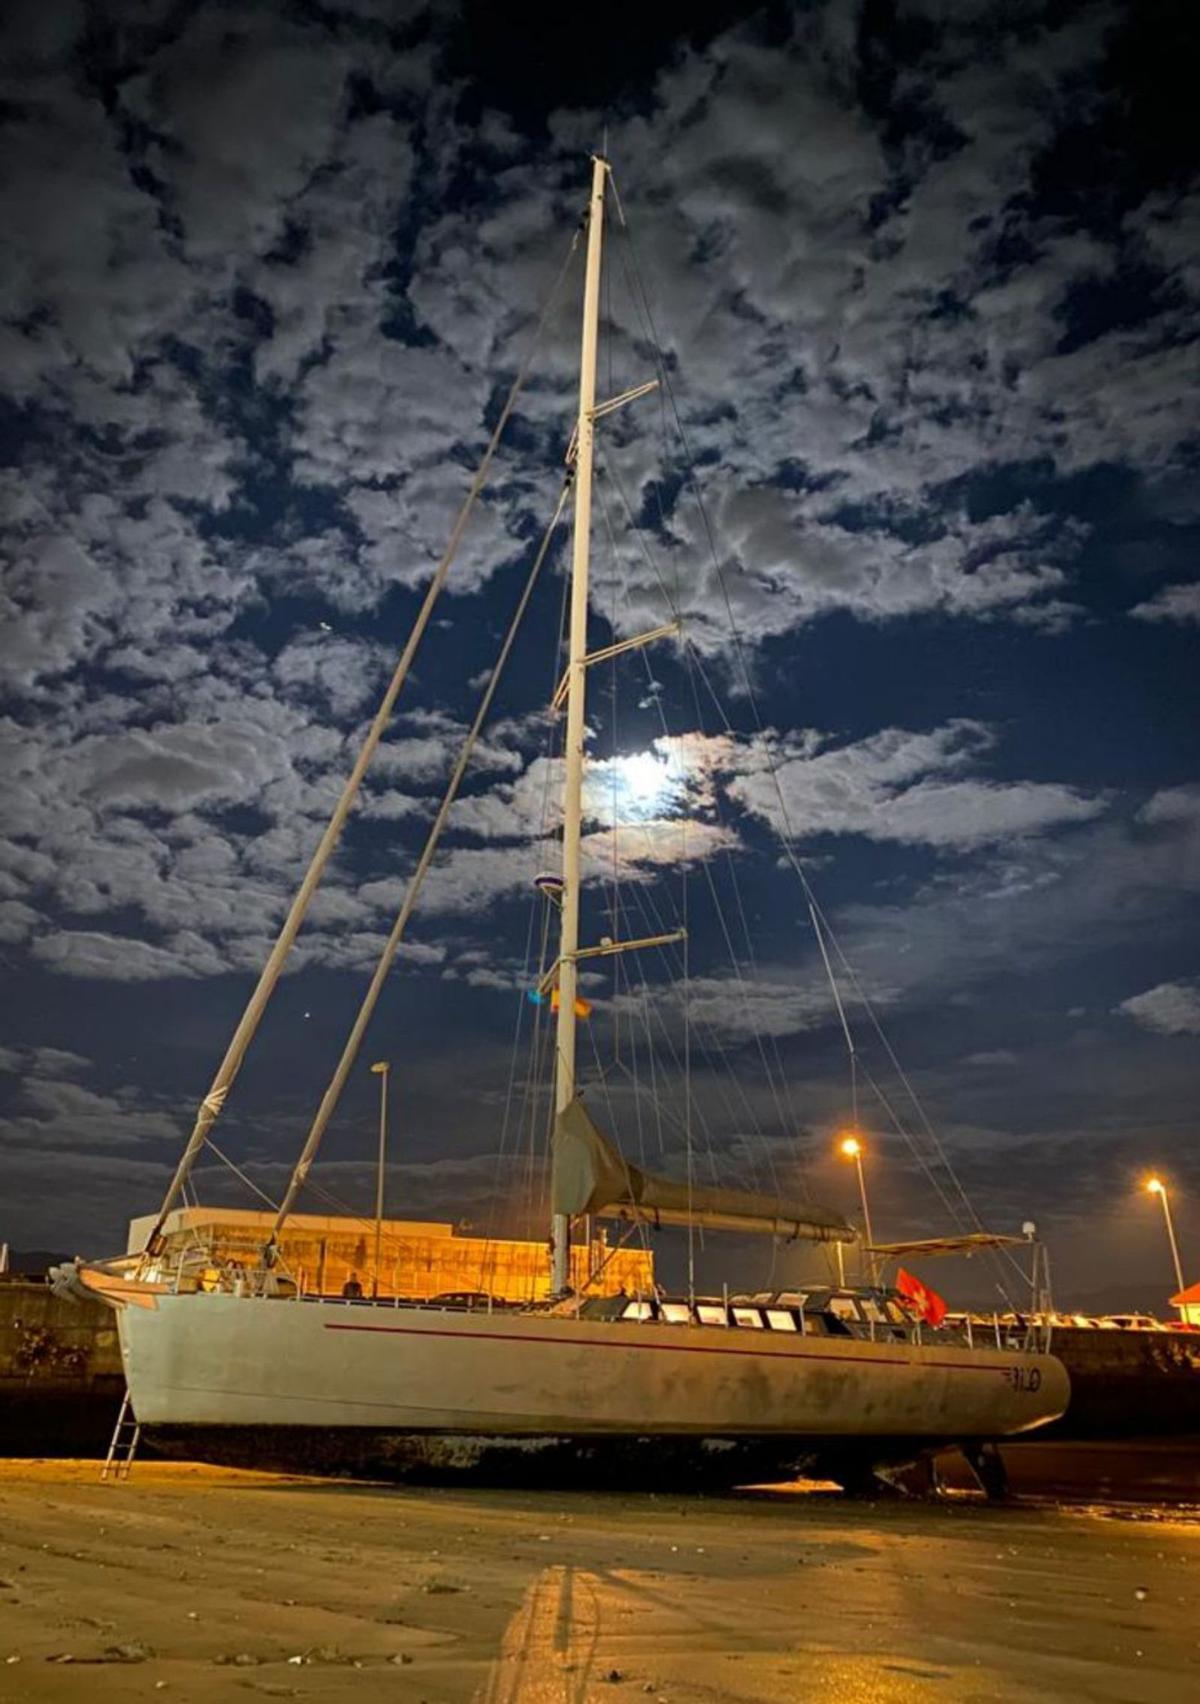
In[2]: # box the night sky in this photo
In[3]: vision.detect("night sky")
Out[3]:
[2,0,1197,1311]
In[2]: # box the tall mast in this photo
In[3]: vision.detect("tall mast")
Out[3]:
[550,156,607,1293]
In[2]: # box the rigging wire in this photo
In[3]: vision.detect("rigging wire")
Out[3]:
[486,534,574,1276]
[682,794,695,1303]
[595,428,809,1161]
[461,192,838,1298]
[594,463,787,1194]
[808,899,858,1128]
[145,218,585,1256]
[201,1139,281,1211]
[162,176,1021,1308]
[205,171,1028,1311]
[590,833,777,1200]
[265,478,574,1253]
[607,178,1024,1296]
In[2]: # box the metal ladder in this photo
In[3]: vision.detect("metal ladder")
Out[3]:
[100,1389,141,1482]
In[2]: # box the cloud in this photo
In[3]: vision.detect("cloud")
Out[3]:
[721,721,1106,850]
[1139,785,1200,827]
[0,901,39,944]
[122,12,355,265]
[363,816,741,920]
[0,1063,183,1150]
[631,491,1089,652]
[450,746,695,842]
[272,635,392,721]
[0,1044,92,1078]
[1128,187,1200,306]
[0,68,186,392]
[0,1147,173,1252]
[0,532,117,690]
[253,110,418,387]
[582,819,741,885]
[829,802,1200,1021]
[1,466,245,696]
[615,973,848,1041]
[450,754,565,841]
[1130,583,1200,625]
[67,723,299,815]
[526,3,1191,654]
[0,4,1189,673]
[363,844,545,920]
[0,0,1191,736]
[31,929,227,982]
[1115,979,1200,1037]
[0,679,1112,987]
[438,722,1103,914]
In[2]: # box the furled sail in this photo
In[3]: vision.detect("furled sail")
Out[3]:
[552,1099,855,1243]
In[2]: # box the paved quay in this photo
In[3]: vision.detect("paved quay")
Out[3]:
[0,1461,1197,1702]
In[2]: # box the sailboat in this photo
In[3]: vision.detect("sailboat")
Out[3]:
[61,158,1069,1489]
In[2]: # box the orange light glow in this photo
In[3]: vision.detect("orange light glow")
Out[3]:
[838,1134,862,1160]
[1146,1176,1165,1195]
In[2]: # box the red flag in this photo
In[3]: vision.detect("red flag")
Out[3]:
[895,1267,948,1327]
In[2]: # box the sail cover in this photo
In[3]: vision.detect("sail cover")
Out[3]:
[552,1099,854,1243]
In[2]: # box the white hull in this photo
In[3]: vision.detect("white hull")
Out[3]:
[118,1292,1068,1451]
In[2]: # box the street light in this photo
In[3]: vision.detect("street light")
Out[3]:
[370,1061,390,1299]
[1145,1176,1185,1295]
[838,1132,875,1283]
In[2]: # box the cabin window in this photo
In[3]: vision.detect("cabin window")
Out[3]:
[660,1302,691,1325]
[861,1299,887,1323]
[829,1297,860,1322]
[766,1309,798,1332]
[732,1307,764,1329]
[697,1304,727,1327]
[621,1301,655,1321]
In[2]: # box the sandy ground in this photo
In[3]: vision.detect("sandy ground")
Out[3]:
[0,1462,1197,1703]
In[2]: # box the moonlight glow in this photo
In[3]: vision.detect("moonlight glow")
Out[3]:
[588,748,687,825]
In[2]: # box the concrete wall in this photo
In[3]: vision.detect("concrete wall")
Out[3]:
[0,1278,125,1455]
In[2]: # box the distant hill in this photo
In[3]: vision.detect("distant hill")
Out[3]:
[1,1249,71,1279]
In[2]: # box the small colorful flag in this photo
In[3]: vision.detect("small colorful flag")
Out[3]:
[550,989,593,1019]
[895,1268,948,1327]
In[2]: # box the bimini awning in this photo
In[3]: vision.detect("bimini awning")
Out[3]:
[867,1233,1031,1259]
[552,1099,854,1244]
